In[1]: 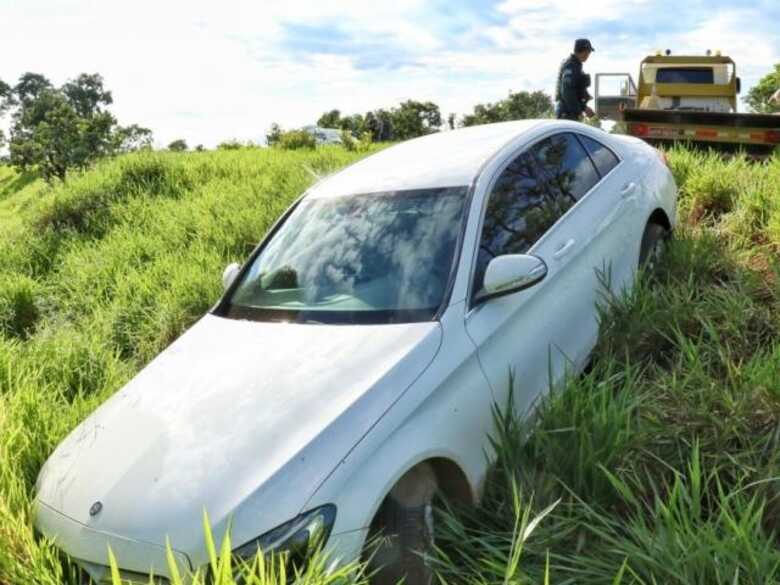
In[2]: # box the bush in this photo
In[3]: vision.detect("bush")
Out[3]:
[342,130,374,153]
[217,140,255,150]
[0,274,41,339]
[275,130,317,150]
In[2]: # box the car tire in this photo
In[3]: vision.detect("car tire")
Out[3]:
[367,463,438,585]
[638,222,668,273]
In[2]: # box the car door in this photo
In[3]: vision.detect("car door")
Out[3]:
[527,132,638,370]
[572,132,639,294]
[464,145,590,418]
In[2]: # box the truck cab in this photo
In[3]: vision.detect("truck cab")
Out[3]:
[595,53,779,154]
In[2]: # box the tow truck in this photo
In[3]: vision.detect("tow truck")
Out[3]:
[595,52,780,155]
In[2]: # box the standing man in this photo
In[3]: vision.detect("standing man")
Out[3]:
[556,39,596,121]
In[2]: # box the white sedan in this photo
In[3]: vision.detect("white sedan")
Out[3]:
[34,120,676,584]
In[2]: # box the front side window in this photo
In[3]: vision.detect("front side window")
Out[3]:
[578,135,620,177]
[473,152,572,295]
[222,187,468,324]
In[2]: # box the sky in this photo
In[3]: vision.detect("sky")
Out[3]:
[1,0,778,148]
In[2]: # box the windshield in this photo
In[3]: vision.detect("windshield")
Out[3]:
[656,68,714,84]
[222,187,469,324]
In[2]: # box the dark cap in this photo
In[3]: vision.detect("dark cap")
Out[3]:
[574,38,595,53]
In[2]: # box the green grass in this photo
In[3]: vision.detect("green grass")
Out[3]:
[434,147,780,584]
[0,146,779,584]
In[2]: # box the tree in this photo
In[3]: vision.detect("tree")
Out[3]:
[746,63,780,113]
[363,109,395,141]
[317,109,365,135]
[112,124,153,152]
[340,113,365,135]
[317,109,342,128]
[167,139,188,152]
[62,73,113,118]
[462,90,553,127]
[0,72,151,181]
[266,123,283,146]
[374,109,395,141]
[390,100,441,140]
[11,73,52,107]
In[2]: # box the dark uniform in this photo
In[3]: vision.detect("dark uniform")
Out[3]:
[555,39,594,120]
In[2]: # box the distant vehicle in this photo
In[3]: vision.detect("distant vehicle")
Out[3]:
[302,125,343,145]
[595,52,780,154]
[34,120,677,585]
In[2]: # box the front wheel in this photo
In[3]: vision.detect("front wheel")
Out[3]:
[366,464,438,585]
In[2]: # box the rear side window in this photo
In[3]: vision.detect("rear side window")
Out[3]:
[532,133,600,201]
[578,135,620,177]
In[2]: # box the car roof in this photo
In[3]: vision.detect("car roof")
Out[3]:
[308,120,546,198]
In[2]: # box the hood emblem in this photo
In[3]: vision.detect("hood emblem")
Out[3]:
[89,501,103,517]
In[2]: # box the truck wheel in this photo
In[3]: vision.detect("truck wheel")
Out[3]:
[639,222,668,273]
[366,463,438,585]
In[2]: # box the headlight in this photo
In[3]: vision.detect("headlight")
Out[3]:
[232,505,337,563]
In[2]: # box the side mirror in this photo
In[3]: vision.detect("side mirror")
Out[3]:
[477,254,547,303]
[222,262,241,291]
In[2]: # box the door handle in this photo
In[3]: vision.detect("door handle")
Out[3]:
[620,182,637,198]
[553,238,576,259]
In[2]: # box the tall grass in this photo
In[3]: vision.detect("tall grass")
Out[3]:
[0,147,779,583]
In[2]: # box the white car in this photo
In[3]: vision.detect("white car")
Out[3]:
[34,120,676,584]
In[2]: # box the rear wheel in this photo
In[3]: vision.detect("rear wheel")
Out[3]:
[366,463,438,585]
[639,222,668,273]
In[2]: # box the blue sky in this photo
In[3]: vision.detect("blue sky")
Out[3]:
[2,0,778,147]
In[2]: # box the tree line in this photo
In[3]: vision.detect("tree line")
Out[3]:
[2,63,778,182]
[267,90,555,145]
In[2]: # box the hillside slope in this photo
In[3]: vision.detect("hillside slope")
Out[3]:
[0,147,779,584]
[0,147,377,584]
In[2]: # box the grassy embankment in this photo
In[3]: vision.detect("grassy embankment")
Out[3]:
[0,146,779,584]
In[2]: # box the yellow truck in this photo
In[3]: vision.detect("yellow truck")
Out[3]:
[595,53,780,155]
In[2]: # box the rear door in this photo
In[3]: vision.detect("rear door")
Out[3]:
[531,132,638,355]
[567,133,639,293]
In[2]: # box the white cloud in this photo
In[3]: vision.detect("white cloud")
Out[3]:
[0,0,777,148]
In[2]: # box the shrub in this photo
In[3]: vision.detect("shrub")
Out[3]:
[341,130,374,153]
[0,274,41,339]
[217,140,254,150]
[275,130,317,150]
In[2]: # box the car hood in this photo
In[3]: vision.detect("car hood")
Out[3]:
[36,314,441,557]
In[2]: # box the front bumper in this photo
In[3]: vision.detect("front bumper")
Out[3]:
[35,499,191,582]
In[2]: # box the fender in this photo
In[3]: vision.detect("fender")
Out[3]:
[304,302,497,562]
